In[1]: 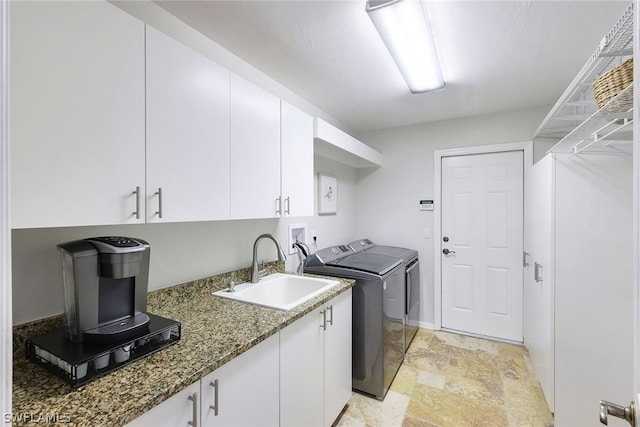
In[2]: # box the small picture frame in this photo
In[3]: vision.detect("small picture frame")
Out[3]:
[318,174,338,215]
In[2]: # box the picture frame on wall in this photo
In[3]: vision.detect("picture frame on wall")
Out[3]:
[318,174,338,214]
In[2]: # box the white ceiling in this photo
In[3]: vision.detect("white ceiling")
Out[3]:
[154,0,630,133]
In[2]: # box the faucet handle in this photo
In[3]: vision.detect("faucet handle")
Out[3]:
[226,281,236,293]
[258,261,267,278]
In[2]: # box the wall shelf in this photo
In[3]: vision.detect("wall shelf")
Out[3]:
[534,3,633,155]
[314,118,384,168]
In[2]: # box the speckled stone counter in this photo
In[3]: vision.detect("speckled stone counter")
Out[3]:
[12,263,354,426]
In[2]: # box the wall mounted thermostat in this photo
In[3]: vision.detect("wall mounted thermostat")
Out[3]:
[419,200,434,211]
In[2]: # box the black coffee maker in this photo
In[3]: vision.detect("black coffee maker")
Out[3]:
[57,236,152,343]
[27,236,180,387]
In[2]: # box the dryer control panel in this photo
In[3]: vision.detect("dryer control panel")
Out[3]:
[305,245,354,267]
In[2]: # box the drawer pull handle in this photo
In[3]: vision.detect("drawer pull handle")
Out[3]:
[187,392,198,427]
[210,379,219,416]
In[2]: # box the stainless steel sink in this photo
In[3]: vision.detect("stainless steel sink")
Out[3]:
[212,273,341,311]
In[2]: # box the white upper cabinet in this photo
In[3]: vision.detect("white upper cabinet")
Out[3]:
[145,26,230,223]
[229,75,281,220]
[10,1,145,228]
[10,3,315,228]
[281,101,314,217]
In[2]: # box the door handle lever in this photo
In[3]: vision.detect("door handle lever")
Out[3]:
[600,400,636,426]
[442,248,455,255]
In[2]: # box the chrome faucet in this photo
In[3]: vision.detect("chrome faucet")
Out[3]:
[251,234,287,283]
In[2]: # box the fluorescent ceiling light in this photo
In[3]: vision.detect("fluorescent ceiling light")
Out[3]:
[366,0,445,94]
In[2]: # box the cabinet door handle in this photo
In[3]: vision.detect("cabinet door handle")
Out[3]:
[523,251,530,267]
[326,305,333,326]
[534,262,543,283]
[406,272,411,315]
[320,309,327,330]
[132,186,141,219]
[209,379,219,416]
[285,196,290,215]
[275,196,281,215]
[155,188,163,218]
[188,392,198,427]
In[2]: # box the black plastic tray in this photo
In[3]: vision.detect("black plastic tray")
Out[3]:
[26,313,181,388]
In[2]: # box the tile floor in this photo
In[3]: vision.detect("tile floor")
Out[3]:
[336,329,554,427]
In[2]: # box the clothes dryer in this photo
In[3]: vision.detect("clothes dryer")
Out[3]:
[349,239,420,350]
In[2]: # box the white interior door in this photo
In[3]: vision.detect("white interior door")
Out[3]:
[441,151,524,342]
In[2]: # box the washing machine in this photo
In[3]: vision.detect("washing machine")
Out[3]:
[349,239,420,350]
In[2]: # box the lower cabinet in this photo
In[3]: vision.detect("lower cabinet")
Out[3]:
[200,333,279,426]
[127,333,278,427]
[126,381,200,427]
[280,289,352,427]
[322,290,352,425]
[127,290,352,427]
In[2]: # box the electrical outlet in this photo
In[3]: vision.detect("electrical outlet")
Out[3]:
[423,227,432,239]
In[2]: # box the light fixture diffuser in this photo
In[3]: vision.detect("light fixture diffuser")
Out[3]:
[366,0,445,93]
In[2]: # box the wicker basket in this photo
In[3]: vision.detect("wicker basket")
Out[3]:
[593,58,633,109]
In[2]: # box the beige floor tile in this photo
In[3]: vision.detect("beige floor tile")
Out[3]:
[444,352,505,407]
[416,370,445,390]
[434,330,500,355]
[337,390,410,427]
[404,346,449,375]
[390,363,419,396]
[407,383,509,427]
[402,415,441,427]
[503,377,554,427]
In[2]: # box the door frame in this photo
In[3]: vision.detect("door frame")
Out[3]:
[433,141,533,331]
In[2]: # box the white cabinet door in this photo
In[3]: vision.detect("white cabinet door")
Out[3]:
[280,307,324,427]
[323,289,352,427]
[230,75,281,219]
[126,382,199,427]
[146,26,230,223]
[280,101,314,217]
[553,154,633,426]
[523,155,554,411]
[10,1,145,228]
[280,291,353,427]
[201,333,279,427]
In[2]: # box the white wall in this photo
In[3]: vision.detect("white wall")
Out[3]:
[355,106,549,327]
[12,157,357,325]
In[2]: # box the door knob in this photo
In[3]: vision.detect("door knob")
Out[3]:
[600,400,636,426]
[442,248,455,255]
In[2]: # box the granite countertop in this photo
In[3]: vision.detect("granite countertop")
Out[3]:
[12,263,354,426]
